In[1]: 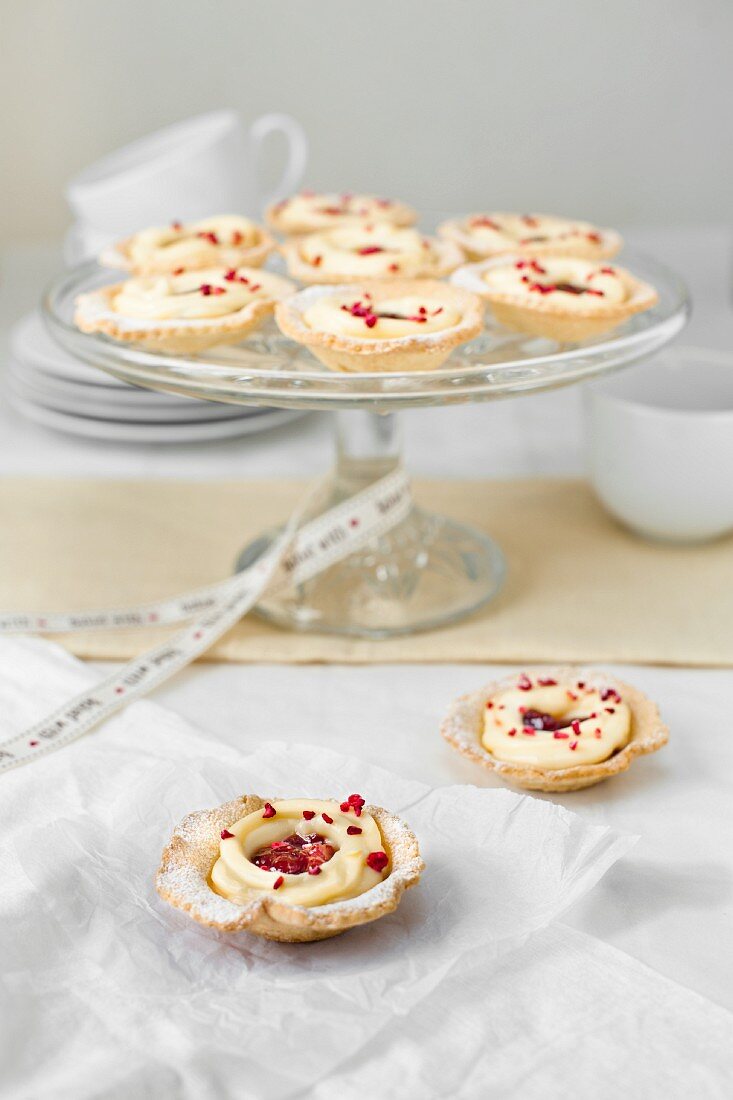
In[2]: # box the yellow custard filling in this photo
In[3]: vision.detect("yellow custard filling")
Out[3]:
[299,226,436,277]
[482,674,631,768]
[210,798,388,907]
[303,293,460,339]
[466,213,603,247]
[112,267,275,321]
[483,258,627,310]
[272,192,404,232]
[126,215,262,270]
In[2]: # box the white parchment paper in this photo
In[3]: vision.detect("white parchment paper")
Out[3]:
[0,638,635,1099]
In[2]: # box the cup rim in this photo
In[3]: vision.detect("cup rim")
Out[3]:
[586,344,733,421]
[66,110,240,201]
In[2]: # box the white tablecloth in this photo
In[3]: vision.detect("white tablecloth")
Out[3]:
[1,227,732,1093]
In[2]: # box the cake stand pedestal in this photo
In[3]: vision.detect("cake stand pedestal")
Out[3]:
[235,409,506,636]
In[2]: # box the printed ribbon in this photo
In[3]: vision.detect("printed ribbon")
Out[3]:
[0,468,411,774]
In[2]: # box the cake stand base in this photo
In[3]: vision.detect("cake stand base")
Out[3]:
[236,411,506,638]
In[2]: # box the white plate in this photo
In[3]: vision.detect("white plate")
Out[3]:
[11,311,129,387]
[8,359,224,410]
[9,394,305,444]
[6,370,267,423]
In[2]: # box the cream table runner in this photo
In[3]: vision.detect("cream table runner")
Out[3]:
[1,477,731,666]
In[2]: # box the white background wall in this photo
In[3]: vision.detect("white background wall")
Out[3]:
[1,0,730,242]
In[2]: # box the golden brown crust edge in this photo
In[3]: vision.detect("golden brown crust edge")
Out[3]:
[275,279,485,373]
[265,200,417,236]
[280,238,465,285]
[103,229,276,275]
[440,667,669,792]
[74,275,295,353]
[452,260,658,343]
[156,794,424,943]
[437,219,622,262]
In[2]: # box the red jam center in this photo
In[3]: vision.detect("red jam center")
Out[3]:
[251,832,335,876]
[521,709,588,731]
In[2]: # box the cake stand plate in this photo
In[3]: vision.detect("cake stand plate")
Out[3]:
[44,252,688,637]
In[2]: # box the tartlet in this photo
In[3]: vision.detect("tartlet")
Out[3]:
[266,191,416,236]
[275,280,484,373]
[101,215,275,275]
[282,224,463,284]
[438,212,621,262]
[75,266,296,353]
[156,793,424,942]
[441,667,668,792]
[451,256,658,343]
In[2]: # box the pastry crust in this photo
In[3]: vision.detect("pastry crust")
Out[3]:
[156,794,424,942]
[281,232,464,285]
[441,667,668,792]
[452,256,658,343]
[74,270,296,354]
[275,280,484,373]
[266,193,416,236]
[438,213,621,262]
[102,218,275,275]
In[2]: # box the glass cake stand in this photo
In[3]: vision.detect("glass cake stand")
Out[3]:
[43,252,689,637]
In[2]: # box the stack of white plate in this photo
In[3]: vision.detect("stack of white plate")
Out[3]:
[6,312,303,444]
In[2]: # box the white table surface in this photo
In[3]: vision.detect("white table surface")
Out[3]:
[1,228,733,1023]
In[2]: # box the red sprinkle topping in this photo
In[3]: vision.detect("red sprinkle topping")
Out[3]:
[605,707,616,714]
[569,741,579,751]
[224,268,250,283]
[197,230,219,245]
[522,214,539,226]
[220,829,235,839]
[340,794,365,816]
[587,232,602,243]
[515,259,547,275]
[577,681,586,689]
[311,254,322,267]
[231,230,243,245]
[567,691,578,701]
[537,677,557,687]
[199,284,226,296]
[595,728,602,737]
[308,866,322,875]
[273,876,284,890]
[253,832,335,875]
[302,810,316,820]
[571,720,582,736]
[388,263,400,272]
[472,216,501,230]
[486,701,494,709]
[357,246,385,255]
[262,802,276,819]
[554,731,570,739]
[322,813,334,824]
[172,267,185,275]
[366,851,389,873]
[522,728,536,736]
[507,728,517,736]
[600,687,621,702]
[517,674,533,691]
[600,267,615,275]
[347,826,363,835]
[171,221,182,231]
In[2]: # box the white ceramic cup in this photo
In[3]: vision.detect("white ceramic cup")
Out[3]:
[584,346,733,543]
[64,109,307,260]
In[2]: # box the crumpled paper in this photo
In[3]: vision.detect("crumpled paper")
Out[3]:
[0,638,635,1100]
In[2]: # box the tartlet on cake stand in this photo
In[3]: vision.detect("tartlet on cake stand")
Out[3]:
[44,250,688,638]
